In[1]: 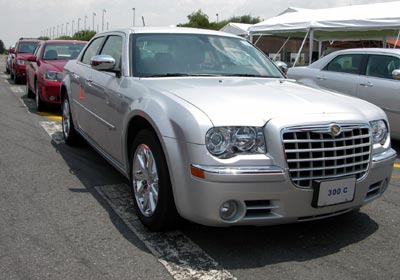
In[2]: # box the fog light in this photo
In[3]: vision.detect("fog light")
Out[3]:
[219,200,238,221]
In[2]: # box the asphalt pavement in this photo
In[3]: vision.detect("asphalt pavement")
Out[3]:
[0,58,399,280]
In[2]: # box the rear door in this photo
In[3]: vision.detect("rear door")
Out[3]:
[357,54,400,137]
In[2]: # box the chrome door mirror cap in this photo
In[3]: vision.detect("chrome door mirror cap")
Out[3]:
[392,69,400,80]
[90,55,116,71]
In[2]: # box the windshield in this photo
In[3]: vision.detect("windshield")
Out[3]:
[43,43,85,60]
[18,42,39,54]
[130,33,283,78]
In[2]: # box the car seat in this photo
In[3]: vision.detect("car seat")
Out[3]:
[44,50,58,60]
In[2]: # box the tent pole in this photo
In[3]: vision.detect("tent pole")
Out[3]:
[254,34,263,46]
[394,30,400,49]
[293,30,310,68]
[318,41,323,59]
[273,37,291,61]
[309,29,314,65]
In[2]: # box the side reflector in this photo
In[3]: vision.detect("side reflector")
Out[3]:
[191,166,205,179]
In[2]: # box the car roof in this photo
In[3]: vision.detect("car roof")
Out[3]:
[93,26,242,39]
[18,38,41,43]
[331,48,400,56]
[44,40,87,45]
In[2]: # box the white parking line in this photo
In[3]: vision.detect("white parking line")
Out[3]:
[96,184,235,280]
[39,121,65,144]
[38,121,235,279]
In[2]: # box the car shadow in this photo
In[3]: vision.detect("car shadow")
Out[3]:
[46,131,380,271]
[181,210,378,269]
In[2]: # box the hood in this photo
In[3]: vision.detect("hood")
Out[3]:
[142,77,384,127]
[40,60,68,72]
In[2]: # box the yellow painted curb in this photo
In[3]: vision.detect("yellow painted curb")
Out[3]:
[37,112,62,122]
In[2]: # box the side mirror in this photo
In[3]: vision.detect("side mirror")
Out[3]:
[90,55,116,71]
[392,69,400,80]
[27,55,37,62]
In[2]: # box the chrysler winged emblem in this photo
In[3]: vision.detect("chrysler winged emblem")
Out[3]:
[329,124,342,137]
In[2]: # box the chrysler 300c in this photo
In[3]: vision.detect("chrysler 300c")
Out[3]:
[61,27,397,231]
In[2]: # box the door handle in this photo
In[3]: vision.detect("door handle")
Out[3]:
[359,82,373,87]
[316,76,327,80]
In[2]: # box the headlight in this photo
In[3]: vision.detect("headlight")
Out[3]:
[17,59,28,65]
[205,127,266,158]
[370,120,388,145]
[44,71,63,82]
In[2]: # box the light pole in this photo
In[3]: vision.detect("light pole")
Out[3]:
[57,25,59,38]
[92,12,96,32]
[66,22,69,36]
[84,15,88,30]
[53,26,55,39]
[102,9,107,31]
[216,13,219,23]
[61,24,64,36]
[78,18,81,32]
[132,8,136,26]
[72,20,75,36]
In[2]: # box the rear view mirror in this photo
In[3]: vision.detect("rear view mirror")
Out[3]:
[27,55,37,62]
[90,55,115,71]
[392,69,400,80]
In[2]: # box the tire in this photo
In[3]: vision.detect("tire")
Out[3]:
[35,82,45,111]
[130,129,180,231]
[62,96,80,145]
[13,70,19,84]
[26,82,34,98]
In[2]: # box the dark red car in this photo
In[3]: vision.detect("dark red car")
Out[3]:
[10,38,41,84]
[26,40,86,111]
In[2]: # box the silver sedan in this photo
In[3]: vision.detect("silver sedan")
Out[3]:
[61,28,396,231]
[287,48,400,139]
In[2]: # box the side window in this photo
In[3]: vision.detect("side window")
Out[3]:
[81,37,104,65]
[324,54,363,74]
[100,35,123,69]
[366,54,400,79]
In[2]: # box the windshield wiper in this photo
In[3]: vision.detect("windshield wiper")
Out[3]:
[223,74,279,78]
[144,73,219,78]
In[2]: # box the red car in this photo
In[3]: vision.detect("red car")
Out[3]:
[10,38,41,84]
[26,40,86,111]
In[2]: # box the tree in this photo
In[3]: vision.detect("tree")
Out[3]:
[38,36,50,41]
[177,11,262,31]
[72,30,96,41]
[0,40,5,54]
[177,10,211,29]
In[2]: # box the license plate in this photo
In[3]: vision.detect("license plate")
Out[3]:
[312,177,356,207]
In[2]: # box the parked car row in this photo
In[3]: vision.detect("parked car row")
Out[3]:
[287,48,400,140]
[7,37,86,111]
[60,27,396,231]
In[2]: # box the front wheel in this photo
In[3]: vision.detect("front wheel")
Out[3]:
[62,96,79,145]
[26,82,34,98]
[130,129,180,231]
[35,82,45,111]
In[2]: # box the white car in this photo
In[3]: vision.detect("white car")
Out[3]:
[287,48,400,139]
[61,29,396,231]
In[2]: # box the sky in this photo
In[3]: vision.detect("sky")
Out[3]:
[0,0,397,47]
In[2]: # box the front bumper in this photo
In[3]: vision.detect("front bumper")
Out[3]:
[169,139,396,227]
[39,81,61,104]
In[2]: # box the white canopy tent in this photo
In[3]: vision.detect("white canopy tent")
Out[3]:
[249,1,400,65]
[219,22,253,36]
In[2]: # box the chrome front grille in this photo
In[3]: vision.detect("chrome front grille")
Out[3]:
[282,124,371,188]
